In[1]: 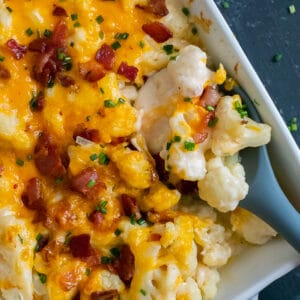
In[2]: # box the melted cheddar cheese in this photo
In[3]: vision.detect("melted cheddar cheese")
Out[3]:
[0,0,274,299]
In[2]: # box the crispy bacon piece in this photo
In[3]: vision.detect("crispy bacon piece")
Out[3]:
[0,64,11,79]
[6,39,27,60]
[73,124,101,143]
[152,154,169,182]
[95,44,115,70]
[120,194,141,220]
[70,167,101,197]
[199,86,221,107]
[138,0,169,16]
[52,5,68,17]
[142,22,173,43]
[69,234,99,266]
[34,132,66,177]
[51,19,68,48]
[175,180,198,195]
[57,73,75,87]
[79,61,106,82]
[192,111,215,144]
[110,245,135,285]
[89,211,104,226]
[22,177,43,209]
[91,290,119,300]
[28,38,49,53]
[117,62,138,82]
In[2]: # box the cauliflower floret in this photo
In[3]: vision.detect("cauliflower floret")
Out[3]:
[176,277,202,299]
[211,95,271,156]
[231,207,277,245]
[111,146,154,189]
[196,264,220,300]
[167,45,213,98]
[0,0,12,28]
[197,156,249,212]
[140,181,181,212]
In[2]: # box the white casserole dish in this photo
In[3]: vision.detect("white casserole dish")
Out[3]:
[186,0,300,299]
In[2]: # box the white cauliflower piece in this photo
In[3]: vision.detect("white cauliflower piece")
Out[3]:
[197,156,249,212]
[231,207,277,245]
[0,0,12,28]
[196,264,220,300]
[167,45,213,97]
[211,96,271,156]
[176,278,202,299]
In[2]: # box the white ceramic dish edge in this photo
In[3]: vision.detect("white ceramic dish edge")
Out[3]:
[186,0,300,299]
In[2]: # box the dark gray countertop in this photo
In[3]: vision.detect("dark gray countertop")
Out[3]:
[214,0,300,298]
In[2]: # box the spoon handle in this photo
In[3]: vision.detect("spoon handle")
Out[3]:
[241,147,300,252]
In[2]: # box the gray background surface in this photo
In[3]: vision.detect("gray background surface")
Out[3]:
[214,1,300,298]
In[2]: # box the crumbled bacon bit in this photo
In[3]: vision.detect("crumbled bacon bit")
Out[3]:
[91,290,119,300]
[51,19,68,48]
[175,180,198,195]
[69,234,95,258]
[0,64,11,79]
[73,124,101,143]
[28,38,49,53]
[79,61,106,82]
[57,73,75,87]
[152,154,169,182]
[70,167,100,197]
[149,233,161,241]
[34,132,66,177]
[6,39,27,60]
[138,0,169,17]
[120,194,142,220]
[52,5,68,17]
[89,211,104,226]
[142,22,173,43]
[95,44,115,70]
[110,245,134,285]
[199,86,220,107]
[192,132,208,144]
[21,177,43,209]
[117,62,138,82]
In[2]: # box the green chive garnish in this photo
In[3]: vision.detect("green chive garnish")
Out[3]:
[181,7,190,16]
[87,179,96,188]
[184,141,195,151]
[25,27,34,36]
[16,159,24,166]
[95,15,104,24]
[111,41,121,50]
[38,273,47,284]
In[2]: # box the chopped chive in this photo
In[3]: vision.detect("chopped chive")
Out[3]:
[95,15,104,24]
[85,268,91,276]
[16,159,24,166]
[130,214,136,225]
[25,27,34,36]
[184,141,195,151]
[0,56,5,62]
[163,44,174,55]
[115,32,129,40]
[110,247,120,257]
[208,117,219,127]
[137,218,146,225]
[95,200,108,214]
[89,153,98,161]
[55,176,63,185]
[183,97,192,102]
[191,26,198,35]
[18,234,23,244]
[101,256,113,264]
[43,29,52,38]
[234,101,248,118]
[289,4,296,14]
[222,1,230,9]
[71,13,78,21]
[114,228,122,236]
[86,115,91,122]
[288,117,298,132]
[6,6,13,13]
[111,41,121,50]
[182,7,190,16]
[118,97,125,104]
[38,273,47,284]
[166,141,172,150]
[104,99,116,108]
[70,41,75,47]
[64,231,72,245]
[169,55,177,61]
[87,179,96,188]
[139,41,145,48]
[173,135,181,142]
[99,31,104,39]
[36,233,43,241]
[140,289,147,296]
[205,105,215,111]
[73,21,81,27]
[57,48,65,60]
[272,53,282,62]
[98,152,110,165]
[99,87,105,94]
